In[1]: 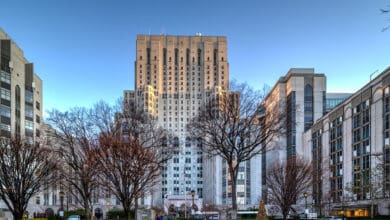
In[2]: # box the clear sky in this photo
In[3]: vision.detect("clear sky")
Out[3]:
[1,0,389,116]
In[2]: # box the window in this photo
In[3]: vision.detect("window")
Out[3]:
[197,49,202,65]
[175,48,179,65]
[163,48,167,65]
[213,49,218,65]
[0,105,10,118]
[36,101,40,110]
[25,90,33,104]
[146,48,150,64]
[0,123,10,131]
[35,115,41,124]
[0,88,10,101]
[25,120,34,130]
[0,71,10,84]
[186,49,190,65]
[330,116,343,202]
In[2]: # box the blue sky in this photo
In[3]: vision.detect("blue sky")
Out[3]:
[1,0,389,115]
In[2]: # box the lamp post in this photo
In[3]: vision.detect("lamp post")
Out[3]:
[304,192,308,213]
[191,190,195,216]
[311,202,315,213]
[59,191,65,218]
[340,195,345,220]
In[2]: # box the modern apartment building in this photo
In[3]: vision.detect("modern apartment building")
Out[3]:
[302,67,390,217]
[124,34,261,209]
[262,68,326,201]
[0,28,43,218]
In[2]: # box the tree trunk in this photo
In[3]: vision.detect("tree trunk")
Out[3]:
[123,208,130,220]
[282,208,288,220]
[134,199,138,220]
[84,201,92,220]
[12,209,24,220]
[371,200,374,219]
[228,163,238,220]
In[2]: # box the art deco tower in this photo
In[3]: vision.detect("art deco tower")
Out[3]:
[124,34,229,204]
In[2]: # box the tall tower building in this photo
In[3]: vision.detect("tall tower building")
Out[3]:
[125,35,229,206]
[0,28,43,219]
[0,29,42,142]
[262,68,326,201]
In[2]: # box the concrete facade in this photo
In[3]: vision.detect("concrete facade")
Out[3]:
[303,67,390,217]
[262,68,326,202]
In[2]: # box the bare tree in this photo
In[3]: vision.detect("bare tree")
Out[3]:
[311,154,331,216]
[49,100,171,220]
[90,100,170,220]
[48,108,101,220]
[266,158,312,220]
[97,134,161,220]
[0,138,58,220]
[188,82,285,219]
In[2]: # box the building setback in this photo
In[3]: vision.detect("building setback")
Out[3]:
[302,67,390,217]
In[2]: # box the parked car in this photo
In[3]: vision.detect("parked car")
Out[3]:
[327,217,342,220]
[67,215,81,220]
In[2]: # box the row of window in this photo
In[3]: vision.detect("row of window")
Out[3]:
[316,89,390,202]
[143,48,224,66]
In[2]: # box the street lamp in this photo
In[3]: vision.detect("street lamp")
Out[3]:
[191,190,195,215]
[59,191,65,218]
[304,192,308,212]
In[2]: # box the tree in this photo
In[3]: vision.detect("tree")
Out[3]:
[311,154,331,216]
[0,138,58,220]
[48,108,101,220]
[93,101,170,220]
[257,200,268,220]
[266,158,312,220]
[188,82,285,219]
[95,108,169,220]
[97,135,161,220]
[49,101,170,220]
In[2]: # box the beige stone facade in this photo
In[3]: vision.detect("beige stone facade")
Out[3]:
[125,35,230,206]
[0,28,43,219]
[0,28,42,143]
